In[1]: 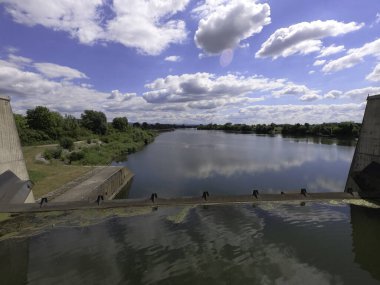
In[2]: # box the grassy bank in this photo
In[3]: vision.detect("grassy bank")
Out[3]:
[23,145,95,199]
[24,128,156,198]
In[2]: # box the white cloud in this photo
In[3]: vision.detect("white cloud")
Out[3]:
[237,103,365,124]
[313,59,326,66]
[8,54,33,65]
[322,38,380,73]
[143,72,285,104]
[342,86,380,100]
[272,83,321,101]
[34,62,88,80]
[256,20,364,59]
[193,0,271,54]
[316,44,345,58]
[2,0,190,55]
[300,94,322,101]
[324,90,342,99]
[164,56,182,62]
[107,90,136,101]
[366,63,380,82]
[308,70,315,75]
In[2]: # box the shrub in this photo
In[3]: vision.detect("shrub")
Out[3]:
[59,137,74,150]
[43,147,63,160]
[69,151,85,162]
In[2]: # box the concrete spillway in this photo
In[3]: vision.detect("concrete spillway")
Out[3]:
[345,94,380,192]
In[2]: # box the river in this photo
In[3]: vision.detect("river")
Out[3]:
[114,129,356,198]
[3,130,380,284]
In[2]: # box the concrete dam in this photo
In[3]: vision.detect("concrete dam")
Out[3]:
[0,94,380,212]
[345,94,380,193]
[0,96,34,204]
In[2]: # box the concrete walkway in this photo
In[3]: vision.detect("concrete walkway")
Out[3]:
[1,191,379,213]
[51,166,133,202]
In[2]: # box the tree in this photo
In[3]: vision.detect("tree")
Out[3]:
[81,110,107,135]
[112,117,129,132]
[62,115,81,138]
[26,106,63,139]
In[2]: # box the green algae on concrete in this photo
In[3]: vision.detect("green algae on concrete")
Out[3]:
[0,206,153,241]
[166,206,193,224]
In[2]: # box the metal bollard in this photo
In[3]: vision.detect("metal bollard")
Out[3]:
[202,191,209,201]
[39,197,48,208]
[150,193,158,203]
[96,195,104,205]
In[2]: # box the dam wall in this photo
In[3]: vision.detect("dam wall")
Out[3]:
[0,96,29,181]
[345,94,380,192]
[52,166,134,202]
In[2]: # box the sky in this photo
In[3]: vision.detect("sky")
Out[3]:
[0,0,379,124]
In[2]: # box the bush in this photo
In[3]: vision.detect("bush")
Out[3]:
[69,151,85,162]
[43,147,63,160]
[59,137,74,150]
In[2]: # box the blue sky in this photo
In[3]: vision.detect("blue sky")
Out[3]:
[0,0,379,124]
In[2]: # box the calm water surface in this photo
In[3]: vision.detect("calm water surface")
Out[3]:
[1,202,380,284]
[2,130,373,284]
[115,129,356,198]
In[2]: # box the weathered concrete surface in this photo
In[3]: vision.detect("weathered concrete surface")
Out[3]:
[346,94,380,192]
[0,96,34,203]
[0,191,375,213]
[51,166,133,202]
[0,170,33,204]
[0,96,29,181]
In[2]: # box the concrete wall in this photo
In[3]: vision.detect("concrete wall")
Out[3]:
[345,94,380,192]
[93,167,133,201]
[0,96,29,181]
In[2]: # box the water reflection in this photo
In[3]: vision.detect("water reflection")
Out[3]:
[350,203,380,281]
[114,129,355,197]
[1,203,380,284]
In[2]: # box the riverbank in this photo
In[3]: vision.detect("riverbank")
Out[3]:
[23,129,156,199]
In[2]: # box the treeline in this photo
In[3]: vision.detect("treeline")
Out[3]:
[15,106,155,165]
[197,122,361,138]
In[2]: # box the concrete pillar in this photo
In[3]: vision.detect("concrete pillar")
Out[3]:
[0,95,35,203]
[345,94,380,192]
[0,95,29,181]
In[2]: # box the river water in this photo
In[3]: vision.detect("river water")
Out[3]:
[115,129,356,198]
[3,130,380,284]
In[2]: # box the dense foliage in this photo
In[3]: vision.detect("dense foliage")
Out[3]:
[197,122,361,138]
[14,106,155,165]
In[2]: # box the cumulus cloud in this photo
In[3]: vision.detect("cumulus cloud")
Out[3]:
[237,103,365,124]
[272,83,321,101]
[322,38,380,73]
[366,63,380,82]
[193,0,271,54]
[324,90,342,99]
[313,59,326,66]
[165,56,182,62]
[0,55,151,121]
[34,62,88,80]
[255,20,364,59]
[143,72,285,104]
[1,0,190,55]
[342,86,380,100]
[316,44,345,58]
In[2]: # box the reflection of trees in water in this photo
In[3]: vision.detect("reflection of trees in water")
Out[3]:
[0,238,29,285]
[3,203,380,284]
[351,204,380,282]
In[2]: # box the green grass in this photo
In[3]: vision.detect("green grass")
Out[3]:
[23,146,95,198]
